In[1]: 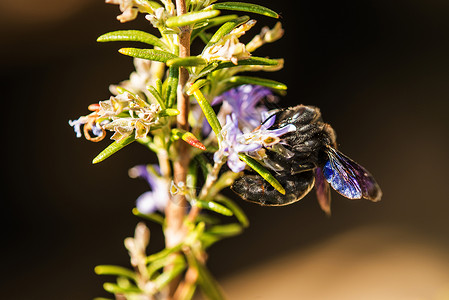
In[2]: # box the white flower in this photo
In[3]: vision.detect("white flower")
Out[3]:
[202,20,256,65]
[106,0,156,23]
[246,22,284,52]
[106,0,139,23]
[145,7,169,28]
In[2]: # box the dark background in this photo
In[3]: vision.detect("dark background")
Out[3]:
[1,0,449,299]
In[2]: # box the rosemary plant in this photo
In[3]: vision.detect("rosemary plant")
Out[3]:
[69,0,381,299]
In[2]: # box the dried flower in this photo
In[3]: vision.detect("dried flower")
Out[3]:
[99,92,160,141]
[124,222,154,292]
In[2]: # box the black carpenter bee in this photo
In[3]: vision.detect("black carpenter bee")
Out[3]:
[231,105,382,214]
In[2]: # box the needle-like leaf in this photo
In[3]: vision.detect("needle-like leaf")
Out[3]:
[166,56,207,67]
[103,283,142,295]
[95,265,137,281]
[166,66,179,108]
[92,135,135,164]
[226,75,287,90]
[208,2,279,18]
[214,194,249,227]
[214,56,280,70]
[166,10,220,27]
[191,199,233,216]
[205,15,250,48]
[118,48,177,63]
[188,86,222,137]
[238,153,286,194]
[191,14,239,42]
[97,30,169,50]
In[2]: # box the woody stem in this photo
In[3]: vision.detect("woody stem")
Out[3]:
[164,0,191,298]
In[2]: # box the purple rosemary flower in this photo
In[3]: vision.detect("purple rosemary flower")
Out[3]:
[213,85,274,131]
[215,113,296,173]
[68,117,85,138]
[129,165,169,214]
[214,114,261,173]
[240,113,296,148]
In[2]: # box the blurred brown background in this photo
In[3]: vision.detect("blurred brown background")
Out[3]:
[1,0,449,299]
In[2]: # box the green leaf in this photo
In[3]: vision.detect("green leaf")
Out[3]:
[166,66,179,108]
[115,86,137,97]
[198,14,239,28]
[208,2,279,18]
[159,108,180,116]
[238,153,286,195]
[94,265,137,281]
[147,257,169,279]
[147,254,185,282]
[147,243,183,263]
[166,56,207,67]
[205,15,250,48]
[187,79,209,94]
[214,56,280,70]
[215,194,249,227]
[187,253,225,300]
[118,48,177,62]
[189,87,222,137]
[97,30,169,50]
[226,75,287,90]
[194,62,219,79]
[103,282,142,295]
[147,85,166,108]
[132,208,165,225]
[191,14,239,42]
[145,0,163,11]
[201,223,243,249]
[155,78,163,94]
[166,10,220,27]
[153,259,186,290]
[192,199,233,216]
[92,135,135,164]
[206,223,243,237]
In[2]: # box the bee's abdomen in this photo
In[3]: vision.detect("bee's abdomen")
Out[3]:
[231,171,315,206]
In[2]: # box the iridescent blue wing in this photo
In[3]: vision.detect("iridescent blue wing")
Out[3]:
[315,167,332,215]
[323,147,382,202]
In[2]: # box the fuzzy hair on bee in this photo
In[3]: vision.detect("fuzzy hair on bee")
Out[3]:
[231,105,382,213]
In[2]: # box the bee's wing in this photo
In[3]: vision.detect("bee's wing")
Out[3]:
[315,167,331,216]
[324,148,382,202]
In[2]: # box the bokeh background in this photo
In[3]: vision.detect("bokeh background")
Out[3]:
[2,0,449,299]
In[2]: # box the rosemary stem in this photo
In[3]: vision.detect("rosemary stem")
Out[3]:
[164,0,191,298]
[165,0,191,246]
